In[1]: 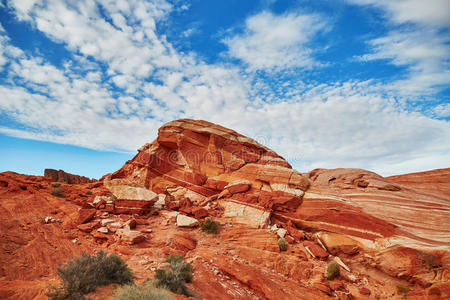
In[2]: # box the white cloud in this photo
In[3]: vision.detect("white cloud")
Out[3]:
[348,0,450,27]
[8,0,176,81]
[433,103,450,118]
[358,29,450,94]
[222,11,326,71]
[0,0,449,178]
[350,0,450,95]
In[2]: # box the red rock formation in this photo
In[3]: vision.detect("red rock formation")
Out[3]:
[299,168,450,248]
[44,169,95,184]
[0,120,449,300]
[104,119,310,224]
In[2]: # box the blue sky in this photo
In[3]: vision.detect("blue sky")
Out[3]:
[0,0,449,179]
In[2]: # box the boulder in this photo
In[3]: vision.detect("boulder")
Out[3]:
[101,219,114,226]
[303,241,329,259]
[77,208,96,224]
[116,228,146,244]
[160,210,179,220]
[222,200,270,228]
[191,207,208,219]
[91,231,109,240]
[224,180,251,194]
[77,220,100,233]
[97,227,108,234]
[176,214,199,227]
[277,228,287,238]
[103,183,159,214]
[171,233,197,252]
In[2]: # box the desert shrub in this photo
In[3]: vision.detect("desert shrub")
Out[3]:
[47,251,133,300]
[109,281,173,300]
[200,218,219,234]
[154,255,193,296]
[51,187,64,197]
[51,182,61,187]
[278,238,288,251]
[46,286,85,300]
[85,191,92,196]
[326,261,340,280]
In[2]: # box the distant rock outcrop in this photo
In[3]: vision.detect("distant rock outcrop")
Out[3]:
[44,168,95,184]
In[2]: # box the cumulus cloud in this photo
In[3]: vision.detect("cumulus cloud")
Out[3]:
[0,0,449,177]
[222,11,326,71]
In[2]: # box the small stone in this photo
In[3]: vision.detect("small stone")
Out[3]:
[359,287,371,295]
[176,214,199,227]
[277,228,287,238]
[101,219,114,226]
[71,238,78,244]
[97,227,108,234]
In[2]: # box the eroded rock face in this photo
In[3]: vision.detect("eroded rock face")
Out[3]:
[44,169,95,184]
[104,119,311,215]
[299,168,450,247]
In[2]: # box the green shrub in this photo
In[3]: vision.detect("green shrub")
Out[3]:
[85,191,92,196]
[47,251,133,300]
[154,255,193,296]
[200,218,219,234]
[109,281,173,300]
[278,238,288,251]
[51,182,61,187]
[326,261,340,280]
[51,187,64,197]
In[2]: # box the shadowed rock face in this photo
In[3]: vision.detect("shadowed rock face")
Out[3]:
[44,169,95,184]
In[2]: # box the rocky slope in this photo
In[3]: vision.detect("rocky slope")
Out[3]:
[0,119,449,300]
